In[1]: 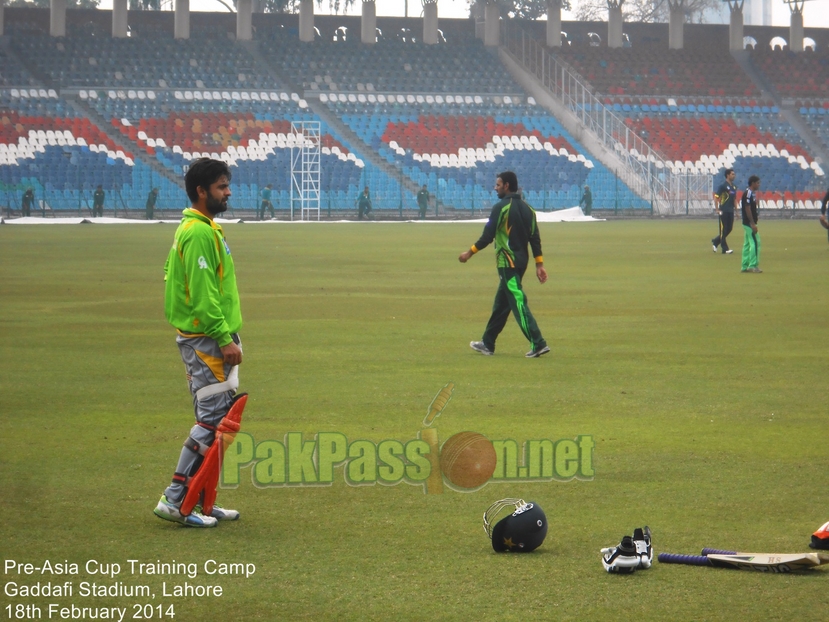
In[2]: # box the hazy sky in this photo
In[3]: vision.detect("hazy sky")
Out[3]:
[94,0,828,29]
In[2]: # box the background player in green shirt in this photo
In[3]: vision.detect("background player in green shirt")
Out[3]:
[579,185,592,216]
[458,171,550,358]
[258,183,274,220]
[154,157,244,528]
[741,175,762,273]
[357,186,373,220]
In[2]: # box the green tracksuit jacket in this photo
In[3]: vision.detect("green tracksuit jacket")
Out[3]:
[164,208,242,346]
[471,193,543,271]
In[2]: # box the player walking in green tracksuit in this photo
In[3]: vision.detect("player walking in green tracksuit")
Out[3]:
[458,171,550,358]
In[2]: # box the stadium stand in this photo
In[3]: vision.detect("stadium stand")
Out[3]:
[0,88,143,213]
[328,95,636,210]
[552,47,759,98]
[800,102,829,153]
[13,34,281,90]
[0,46,35,88]
[750,48,829,101]
[0,9,826,215]
[528,23,827,207]
[262,32,645,209]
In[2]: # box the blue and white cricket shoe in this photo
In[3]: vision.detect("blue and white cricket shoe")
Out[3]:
[154,495,217,528]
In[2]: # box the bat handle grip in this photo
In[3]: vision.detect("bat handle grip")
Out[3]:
[657,553,713,566]
[701,548,737,556]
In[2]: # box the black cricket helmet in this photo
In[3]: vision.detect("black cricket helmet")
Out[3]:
[483,498,548,553]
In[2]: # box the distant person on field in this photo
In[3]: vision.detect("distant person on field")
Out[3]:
[819,188,829,243]
[357,186,373,220]
[146,188,159,220]
[417,185,430,220]
[258,184,274,221]
[579,184,592,216]
[21,187,34,217]
[712,169,737,254]
[458,171,550,358]
[154,157,243,528]
[93,185,105,217]
[740,175,762,273]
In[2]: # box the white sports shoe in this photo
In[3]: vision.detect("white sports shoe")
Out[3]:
[198,503,240,521]
[154,495,217,528]
[470,341,494,356]
[526,345,551,358]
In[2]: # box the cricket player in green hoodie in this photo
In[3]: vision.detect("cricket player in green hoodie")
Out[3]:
[458,171,550,358]
[154,158,244,528]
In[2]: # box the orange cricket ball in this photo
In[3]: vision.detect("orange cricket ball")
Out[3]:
[440,431,497,489]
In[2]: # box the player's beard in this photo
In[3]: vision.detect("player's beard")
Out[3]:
[206,193,228,216]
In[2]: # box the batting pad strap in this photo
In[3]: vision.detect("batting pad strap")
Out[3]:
[184,436,211,456]
[195,365,239,402]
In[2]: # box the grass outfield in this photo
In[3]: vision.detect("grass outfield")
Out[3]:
[1,219,828,621]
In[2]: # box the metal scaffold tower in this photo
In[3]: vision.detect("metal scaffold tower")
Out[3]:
[290,121,321,221]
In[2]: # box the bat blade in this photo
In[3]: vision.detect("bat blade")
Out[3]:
[706,552,829,572]
[659,551,829,572]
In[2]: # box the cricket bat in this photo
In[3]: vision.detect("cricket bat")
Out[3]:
[658,550,829,572]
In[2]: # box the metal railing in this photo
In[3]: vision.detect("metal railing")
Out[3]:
[501,21,713,215]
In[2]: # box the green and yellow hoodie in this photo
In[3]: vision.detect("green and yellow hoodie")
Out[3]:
[164,208,242,346]
[470,193,543,273]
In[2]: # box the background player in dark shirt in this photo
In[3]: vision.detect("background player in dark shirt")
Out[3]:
[740,175,762,273]
[417,185,430,220]
[21,187,34,217]
[819,188,829,242]
[92,185,105,217]
[146,187,159,220]
[712,169,737,254]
